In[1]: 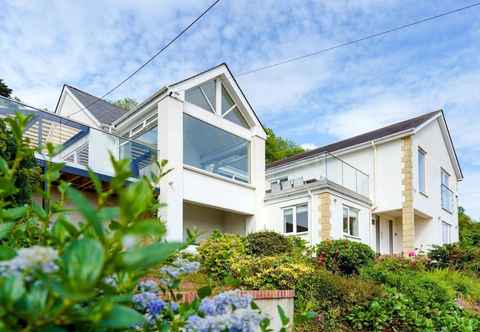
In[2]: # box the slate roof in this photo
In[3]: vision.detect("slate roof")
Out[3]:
[65,85,127,125]
[267,110,442,169]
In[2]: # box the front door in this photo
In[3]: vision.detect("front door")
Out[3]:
[388,220,394,255]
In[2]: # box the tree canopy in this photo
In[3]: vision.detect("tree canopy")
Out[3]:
[459,206,480,246]
[0,79,12,98]
[112,97,139,111]
[265,127,304,164]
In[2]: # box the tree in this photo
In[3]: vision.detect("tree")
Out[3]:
[112,97,138,111]
[265,127,304,164]
[458,206,480,246]
[0,79,12,98]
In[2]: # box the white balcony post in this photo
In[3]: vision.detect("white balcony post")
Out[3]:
[157,96,184,241]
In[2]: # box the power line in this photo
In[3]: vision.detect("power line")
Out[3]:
[237,1,480,77]
[69,0,221,117]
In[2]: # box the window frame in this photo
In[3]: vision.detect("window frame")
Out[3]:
[418,147,427,195]
[441,220,452,244]
[184,78,251,129]
[441,168,453,213]
[343,205,360,238]
[282,203,309,235]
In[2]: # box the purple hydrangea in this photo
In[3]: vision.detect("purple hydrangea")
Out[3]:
[147,298,166,316]
[159,258,200,287]
[199,291,253,316]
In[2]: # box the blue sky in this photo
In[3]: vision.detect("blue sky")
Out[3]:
[1,0,479,218]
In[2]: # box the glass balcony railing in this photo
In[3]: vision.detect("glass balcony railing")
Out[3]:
[319,152,369,197]
[0,96,158,178]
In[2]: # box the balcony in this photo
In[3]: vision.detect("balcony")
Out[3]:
[269,151,369,198]
[0,96,157,178]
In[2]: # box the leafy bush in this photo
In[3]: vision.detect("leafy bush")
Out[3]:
[198,231,246,281]
[316,240,375,275]
[295,270,383,331]
[245,231,292,256]
[423,269,480,304]
[428,243,480,275]
[230,255,314,290]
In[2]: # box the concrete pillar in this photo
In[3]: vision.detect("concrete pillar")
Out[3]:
[157,96,184,241]
[246,135,266,233]
[401,136,415,254]
[318,192,332,240]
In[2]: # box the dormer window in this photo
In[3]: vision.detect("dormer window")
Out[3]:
[185,79,250,129]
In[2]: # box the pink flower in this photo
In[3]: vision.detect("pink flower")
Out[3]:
[408,251,416,257]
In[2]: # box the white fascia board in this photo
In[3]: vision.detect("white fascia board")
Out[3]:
[266,129,414,176]
[63,87,102,127]
[169,64,267,140]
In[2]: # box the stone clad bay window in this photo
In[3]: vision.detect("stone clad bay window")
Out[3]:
[185,79,250,129]
[283,204,308,234]
[343,206,359,237]
[183,114,250,183]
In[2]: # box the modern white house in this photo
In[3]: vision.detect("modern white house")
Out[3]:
[0,63,463,254]
[265,110,463,254]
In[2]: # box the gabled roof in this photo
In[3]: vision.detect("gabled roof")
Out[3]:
[64,85,127,125]
[267,110,442,169]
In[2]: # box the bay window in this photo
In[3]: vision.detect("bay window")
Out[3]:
[343,206,359,237]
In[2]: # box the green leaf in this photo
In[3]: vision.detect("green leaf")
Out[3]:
[197,286,212,299]
[0,222,14,240]
[99,305,145,329]
[63,238,105,290]
[0,157,9,174]
[128,219,166,237]
[120,179,153,220]
[88,168,103,194]
[0,274,25,306]
[117,242,182,271]
[277,305,289,326]
[31,202,48,221]
[16,281,48,319]
[0,246,16,261]
[66,187,105,241]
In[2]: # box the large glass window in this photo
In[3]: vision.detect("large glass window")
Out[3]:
[442,221,452,244]
[418,148,426,194]
[283,203,309,234]
[183,114,249,183]
[441,168,453,212]
[343,206,359,237]
[134,125,157,146]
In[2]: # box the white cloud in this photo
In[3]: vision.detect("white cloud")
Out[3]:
[300,143,317,150]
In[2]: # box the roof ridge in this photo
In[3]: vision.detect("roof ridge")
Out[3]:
[267,110,442,169]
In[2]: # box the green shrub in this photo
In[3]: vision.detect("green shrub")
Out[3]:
[372,255,428,273]
[245,231,292,256]
[198,231,246,281]
[316,240,375,275]
[428,243,480,275]
[230,255,314,290]
[423,269,480,304]
[295,270,383,331]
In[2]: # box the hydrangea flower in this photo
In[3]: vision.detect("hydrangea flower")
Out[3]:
[199,290,252,316]
[0,246,58,274]
[138,279,159,293]
[132,291,159,311]
[159,258,200,287]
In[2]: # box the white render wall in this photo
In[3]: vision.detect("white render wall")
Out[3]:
[412,119,459,246]
[56,90,100,128]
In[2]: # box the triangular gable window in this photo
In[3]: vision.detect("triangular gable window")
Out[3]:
[185,80,216,113]
[221,86,249,129]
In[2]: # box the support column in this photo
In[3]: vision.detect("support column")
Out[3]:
[157,96,184,241]
[401,136,415,254]
[246,134,266,234]
[318,192,332,241]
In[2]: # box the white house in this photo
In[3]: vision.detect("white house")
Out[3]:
[265,111,463,254]
[0,63,463,254]
[54,64,267,242]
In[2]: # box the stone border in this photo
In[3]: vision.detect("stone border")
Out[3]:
[177,289,295,304]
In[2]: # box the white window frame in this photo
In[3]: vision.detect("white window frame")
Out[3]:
[441,168,453,213]
[282,203,309,234]
[343,205,360,238]
[185,78,250,129]
[441,220,452,244]
[418,147,427,195]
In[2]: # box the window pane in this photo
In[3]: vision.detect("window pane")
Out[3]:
[284,208,293,233]
[343,207,349,234]
[134,125,157,146]
[418,149,426,193]
[296,204,308,233]
[349,209,359,237]
[222,86,235,114]
[224,107,249,128]
[183,114,249,183]
[185,81,216,113]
